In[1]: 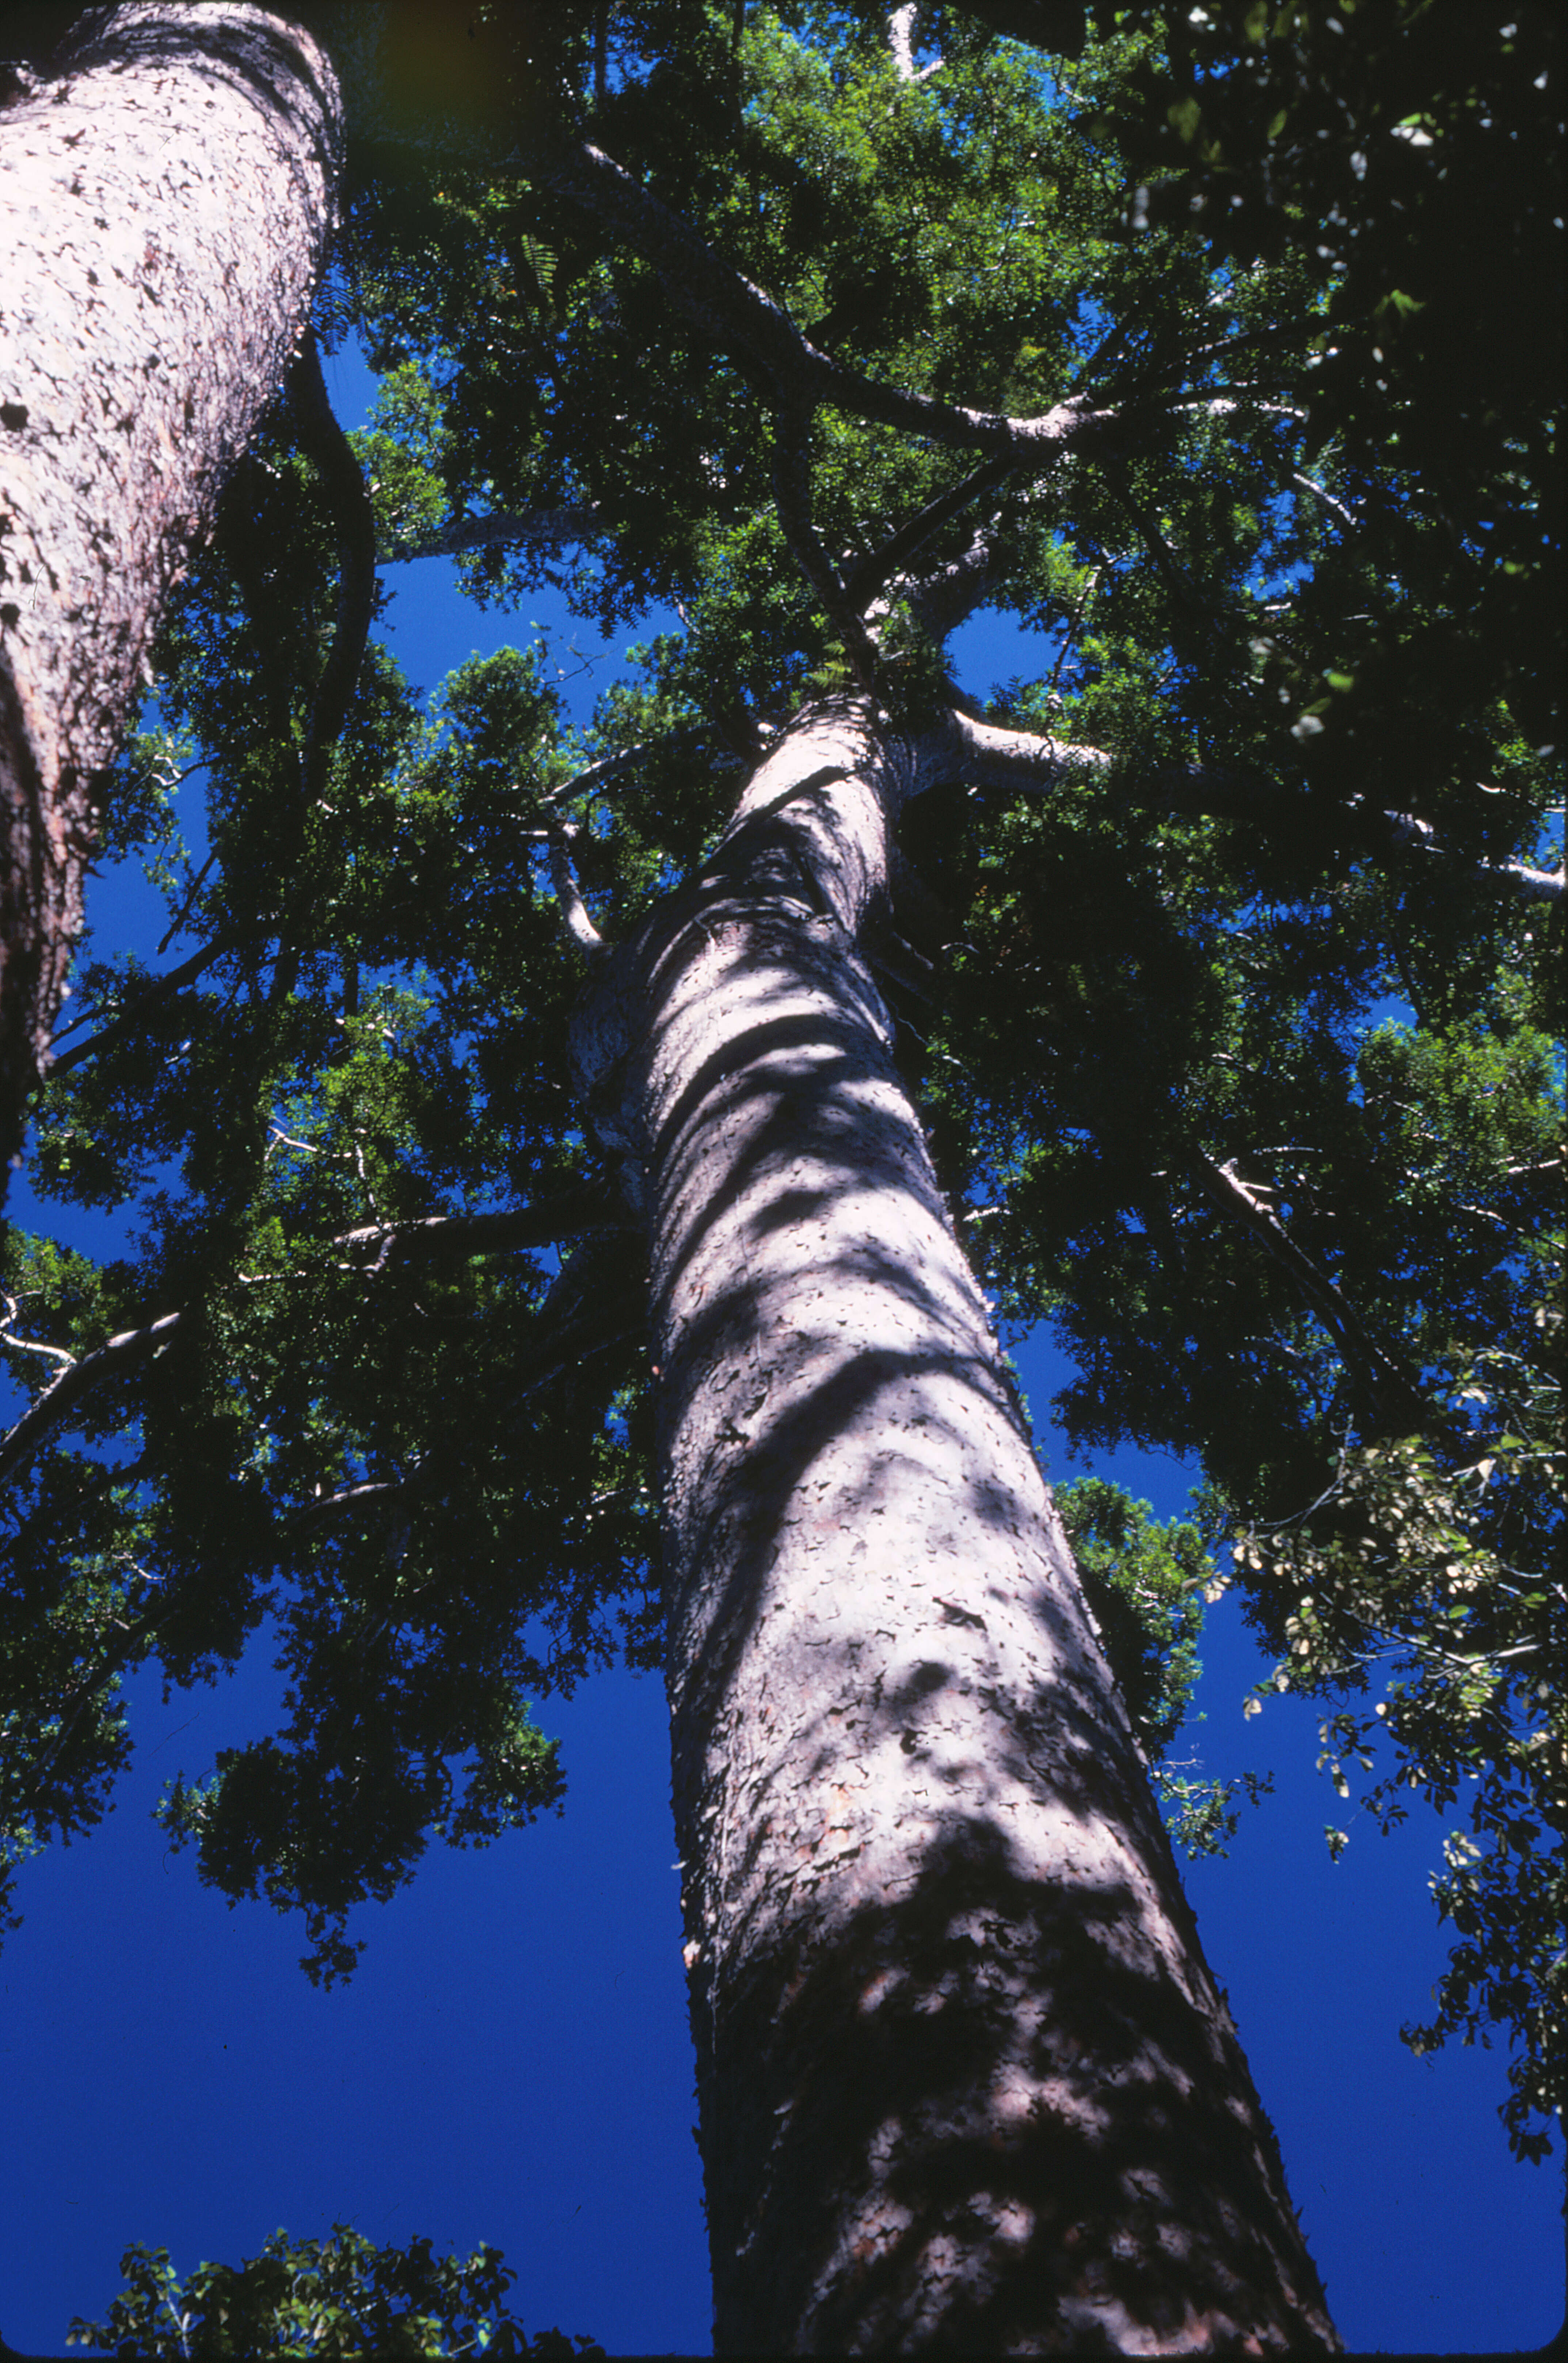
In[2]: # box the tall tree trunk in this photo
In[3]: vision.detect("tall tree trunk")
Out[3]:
[574,695,1341,2353]
[0,3,342,1190]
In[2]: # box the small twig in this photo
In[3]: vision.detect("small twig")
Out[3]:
[156,849,220,956]
[1293,470,1356,531]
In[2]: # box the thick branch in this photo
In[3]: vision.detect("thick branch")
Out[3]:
[545,827,608,958]
[904,526,1005,639]
[844,452,1015,622]
[886,4,941,81]
[378,504,599,564]
[927,705,1113,790]
[545,140,1117,459]
[1146,767,1565,905]
[293,1475,405,1528]
[1378,810,1564,904]
[327,1190,622,1271]
[0,1310,186,1491]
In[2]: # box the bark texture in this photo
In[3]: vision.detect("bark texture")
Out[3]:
[0,3,343,1183]
[574,697,1340,2353]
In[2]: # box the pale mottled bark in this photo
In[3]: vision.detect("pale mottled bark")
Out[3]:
[0,3,342,1184]
[573,696,1339,2352]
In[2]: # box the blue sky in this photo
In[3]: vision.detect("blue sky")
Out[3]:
[0,342,1559,2359]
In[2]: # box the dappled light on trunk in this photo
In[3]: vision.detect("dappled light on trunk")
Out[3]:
[575,698,1339,2351]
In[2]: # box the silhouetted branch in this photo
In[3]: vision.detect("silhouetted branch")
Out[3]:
[0,1191,620,1489]
[379,504,599,563]
[1192,1152,1433,1436]
[45,932,247,1078]
[0,1309,186,1490]
[287,332,377,809]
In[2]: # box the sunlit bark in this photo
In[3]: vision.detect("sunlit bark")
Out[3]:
[574,695,1340,2353]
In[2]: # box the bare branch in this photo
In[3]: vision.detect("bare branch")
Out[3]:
[237,1189,624,1282]
[294,1476,405,1528]
[0,1291,76,1369]
[903,527,1002,639]
[1293,470,1356,531]
[887,5,941,81]
[544,824,607,957]
[537,726,722,811]
[926,706,1113,791]
[844,451,1015,623]
[1380,810,1564,904]
[1192,1153,1432,1435]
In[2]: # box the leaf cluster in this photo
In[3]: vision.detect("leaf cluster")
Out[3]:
[65,2224,602,2360]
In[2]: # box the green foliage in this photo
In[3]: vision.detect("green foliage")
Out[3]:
[1228,1302,1565,2159]
[1058,1474,1274,1860]
[65,2225,602,2359]
[1057,1475,1206,1758]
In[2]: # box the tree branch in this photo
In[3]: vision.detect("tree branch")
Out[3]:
[903,526,1007,639]
[545,824,607,958]
[0,1191,621,1490]
[377,504,599,564]
[926,705,1113,791]
[1144,767,1565,905]
[44,931,247,1079]
[1378,810,1564,904]
[886,4,942,81]
[770,404,879,688]
[287,332,378,809]
[544,139,1119,459]
[844,451,1016,622]
[293,1475,406,1528]
[1191,1152,1433,1435]
[0,1310,186,1491]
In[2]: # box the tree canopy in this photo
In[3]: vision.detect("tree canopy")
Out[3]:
[2,0,1561,2203]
